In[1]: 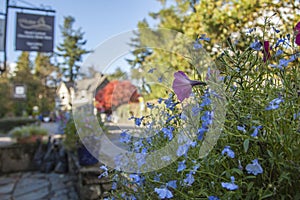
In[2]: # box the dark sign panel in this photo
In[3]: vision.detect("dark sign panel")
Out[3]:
[15,13,54,52]
[13,84,26,99]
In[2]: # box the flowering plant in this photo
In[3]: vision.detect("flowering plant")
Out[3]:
[100,22,300,199]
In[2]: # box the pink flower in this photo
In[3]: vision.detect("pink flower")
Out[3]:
[263,41,271,62]
[295,21,300,46]
[172,71,206,102]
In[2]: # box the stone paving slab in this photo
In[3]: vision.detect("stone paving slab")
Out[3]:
[0,172,78,200]
[0,177,16,185]
[0,194,11,200]
[13,177,50,196]
[0,183,14,194]
[14,186,49,200]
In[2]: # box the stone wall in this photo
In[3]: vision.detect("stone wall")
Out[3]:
[0,143,112,199]
[0,143,41,174]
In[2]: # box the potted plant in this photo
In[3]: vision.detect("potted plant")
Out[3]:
[64,116,99,166]
[9,125,48,143]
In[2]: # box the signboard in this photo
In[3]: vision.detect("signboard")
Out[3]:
[13,84,27,99]
[15,13,54,52]
[0,18,4,52]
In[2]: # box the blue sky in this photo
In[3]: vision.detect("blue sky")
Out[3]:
[0,0,162,73]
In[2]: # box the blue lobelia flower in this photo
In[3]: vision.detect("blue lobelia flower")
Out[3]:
[180,112,188,121]
[199,34,211,42]
[246,159,263,175]
[184,172,195,186]
[158,76,163,83]
[237,125,246,133]
[134,117,144,126]
[162,126,174,141]
[177,160,186,172]
[177,144,190,157]
[251,125,263,137]
[250,40,262,51]
[146,102,154,109]
[197,127,207,141]
[293,112,300,120]
[129,174,141,183]
[104,197,115,200]
[201,111,213,127]
[147,68,156,73]
[200,95,211,107]
[246,28,255,34]
[275,49,283,57]
[136,153,146,168]
[193,41,202,49]
[129,195,137,200]
[120,130,131,144]
[273,27,280,33]
[158,97,163,104]
[166,115,176,123]
[221,176,238,191]
[167,180,177,189]
[111,182,117,190]
[164,96,178,111]
[154,173,162,181]
[222,146,235,158]
[208,196,220,200]
[98,165,109,178]
[265,97,284,110]
[133,139,144,152]
[154,187,173,199]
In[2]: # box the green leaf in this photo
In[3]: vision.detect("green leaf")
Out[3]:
[232,168,243,175]
[260,191,274,199]
[267,150,273,158]
[244,138,250,153]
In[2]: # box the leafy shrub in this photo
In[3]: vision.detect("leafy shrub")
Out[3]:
[0,117,38,133]
[9,125,48,139]
[63,116,79,151]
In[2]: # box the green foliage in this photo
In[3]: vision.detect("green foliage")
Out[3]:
[107,67,128,81]
[9,52,56,116]
[64,114,108,151]
[0,117,38,133]
[109,22,300,199]
[0,71,13,118]
[63,117,79,151]
[128,0,300,97]
[57,16,91,82]
[8,125,48,139]
[34,53,56,113]
[34,52,56,79]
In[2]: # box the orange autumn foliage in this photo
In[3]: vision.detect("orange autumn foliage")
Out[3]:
[95,80,140,112]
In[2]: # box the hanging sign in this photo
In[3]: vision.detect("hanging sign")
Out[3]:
[15,12,54,52]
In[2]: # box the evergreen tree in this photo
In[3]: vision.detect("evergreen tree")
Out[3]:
[57,16,90,83]
[12,52,35,116]
[107,67,128,81]
[0,70,13,117]
[14,51,32,80]
[34,53,56,114]
[35,52,56,79]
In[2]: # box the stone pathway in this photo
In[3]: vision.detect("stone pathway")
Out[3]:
[0,172,78,200]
